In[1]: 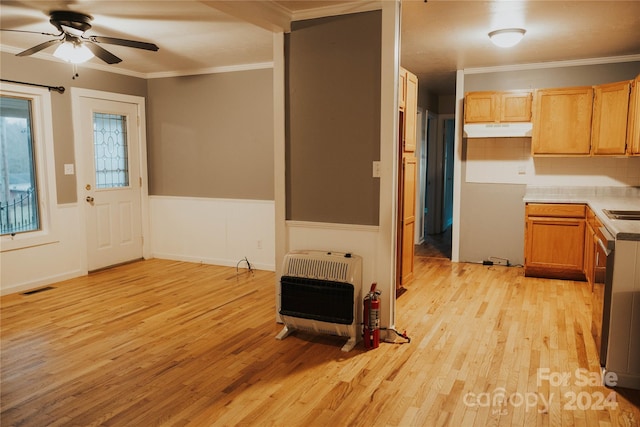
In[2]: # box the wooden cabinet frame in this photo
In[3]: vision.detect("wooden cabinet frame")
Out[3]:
[531,87,593,155]
[396,67,418,294]
[464,90,532,124]
[524,203,586,280]
[531,77,639,157]
[591,80,631,155]
[627,75,640,155]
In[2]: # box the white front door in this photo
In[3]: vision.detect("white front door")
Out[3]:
[77,97,143,271]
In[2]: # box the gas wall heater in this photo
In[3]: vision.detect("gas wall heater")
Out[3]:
[276,250,362,352]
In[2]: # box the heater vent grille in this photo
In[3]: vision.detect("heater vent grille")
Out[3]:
[284,257,350,282]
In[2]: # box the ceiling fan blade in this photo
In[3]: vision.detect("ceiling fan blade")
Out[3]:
[16,39,60,57]
[0,28,61,37]
[89,36,159,51]
[84,42,122,64]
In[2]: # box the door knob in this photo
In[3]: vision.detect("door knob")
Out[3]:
[86,196,94,203]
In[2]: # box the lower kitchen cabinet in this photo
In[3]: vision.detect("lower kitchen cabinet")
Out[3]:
[525,203,586,280]
[584,207,596,286]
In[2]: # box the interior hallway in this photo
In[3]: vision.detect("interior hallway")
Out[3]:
[415,226,452,259]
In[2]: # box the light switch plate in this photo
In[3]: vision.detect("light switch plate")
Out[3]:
[64,164,75,175]
[372,161,381,178]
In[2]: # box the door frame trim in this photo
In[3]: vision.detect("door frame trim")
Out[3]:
[70,88,150,274]
[438,113,455,232]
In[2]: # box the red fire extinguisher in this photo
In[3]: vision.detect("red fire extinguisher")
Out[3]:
[363,282,381,350]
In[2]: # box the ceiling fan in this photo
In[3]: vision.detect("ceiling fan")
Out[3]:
[2,10,159,64]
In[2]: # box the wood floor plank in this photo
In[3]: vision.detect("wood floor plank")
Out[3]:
[2,258,639,426]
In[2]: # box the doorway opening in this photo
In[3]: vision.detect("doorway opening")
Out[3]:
[415,113,454,259]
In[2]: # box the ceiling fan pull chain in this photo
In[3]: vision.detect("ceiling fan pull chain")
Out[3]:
[72,63,79,80]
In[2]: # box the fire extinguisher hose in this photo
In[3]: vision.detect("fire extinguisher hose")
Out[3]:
[382,327,411,343]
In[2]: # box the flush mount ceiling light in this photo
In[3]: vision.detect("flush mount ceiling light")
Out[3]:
[53,40,94,63]
[488,28,526,48]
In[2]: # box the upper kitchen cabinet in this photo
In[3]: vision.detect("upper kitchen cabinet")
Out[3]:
[464,92,496,123]
[532,86,593,155]
[464,90,532,123]
[500,91,533,122]
[591,80,632,155]
[627,74,640,155]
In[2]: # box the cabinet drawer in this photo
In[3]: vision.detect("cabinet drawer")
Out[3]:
[526,203,586,218]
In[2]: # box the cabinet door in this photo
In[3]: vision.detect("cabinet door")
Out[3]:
[592,80,631,155]
[532,87,593,155]
[627,75,640,155]
[584,217,595,286]
[398,68,407,111]
[404,71,418,152]
[464,92,497,123]
[500,91,532,122]
[525,217,585,279]
[397,155,416,289]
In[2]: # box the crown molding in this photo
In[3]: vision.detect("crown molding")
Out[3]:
[464,54,640,75]
[1,44,273,79]
[146,62,274,79]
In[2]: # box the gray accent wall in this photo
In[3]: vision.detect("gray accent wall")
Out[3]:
[459,61,640,265]
[1,52,147,204]
[286,11,382,225]
[146,69,274,200]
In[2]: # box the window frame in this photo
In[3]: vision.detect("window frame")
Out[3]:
[0,83,58,252]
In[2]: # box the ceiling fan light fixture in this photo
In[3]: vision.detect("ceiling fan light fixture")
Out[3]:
[53,41,94,64]
[488,28,526,48]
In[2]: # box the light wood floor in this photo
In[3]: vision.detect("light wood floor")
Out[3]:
[2,257,639,426]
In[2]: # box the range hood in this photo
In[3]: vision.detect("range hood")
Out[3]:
[464,122,533,138]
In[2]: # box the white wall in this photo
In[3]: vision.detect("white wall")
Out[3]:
[1,197,275,296]
[150,196,275,271]
[466,138,640,186]
[1,204,84,296]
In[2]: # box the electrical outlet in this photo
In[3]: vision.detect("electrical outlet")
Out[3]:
[257,240,262,249]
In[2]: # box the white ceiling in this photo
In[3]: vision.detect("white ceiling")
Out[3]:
[1,1,639,95]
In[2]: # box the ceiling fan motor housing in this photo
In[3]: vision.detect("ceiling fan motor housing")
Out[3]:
[49,10,93,35]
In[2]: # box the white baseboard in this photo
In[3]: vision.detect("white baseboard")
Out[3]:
[1,269,84,296]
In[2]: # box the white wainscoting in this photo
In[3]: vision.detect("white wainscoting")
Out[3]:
[1,204,84,296]
[150,196,276,271]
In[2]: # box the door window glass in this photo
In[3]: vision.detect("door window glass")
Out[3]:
[93,112,129,189]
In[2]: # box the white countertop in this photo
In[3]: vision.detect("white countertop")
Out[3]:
[523,186,640,241]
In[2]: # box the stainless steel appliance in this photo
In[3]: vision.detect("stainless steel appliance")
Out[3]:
[591,226,614,367]
[603,209,640,221]
[592,222,640,390]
